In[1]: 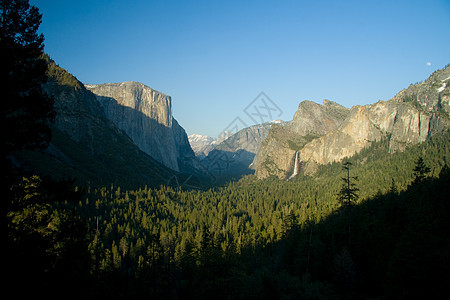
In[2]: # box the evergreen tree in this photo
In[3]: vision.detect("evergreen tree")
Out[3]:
[1,2,90,297]
[389,178,398,195]
[7,175,89,298]
[412,156,431,185]
[1,0,55,156]
[1,0,55,243]
[337,161,359,208]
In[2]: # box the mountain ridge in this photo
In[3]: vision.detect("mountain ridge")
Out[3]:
[254,64,450,179]
[18,56,449,187]
[15,56,202,189]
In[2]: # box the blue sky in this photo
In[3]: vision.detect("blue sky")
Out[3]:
[32,0,450,137]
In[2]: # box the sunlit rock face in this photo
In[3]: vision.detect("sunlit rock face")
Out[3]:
[255,65,450,179]
[289,100,349,136]
[298,102,433,172]
[86,81,195,172]
[253,100,349,178]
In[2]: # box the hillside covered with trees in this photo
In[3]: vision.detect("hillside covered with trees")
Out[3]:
[7,128,450,299]
[69,132,450,299]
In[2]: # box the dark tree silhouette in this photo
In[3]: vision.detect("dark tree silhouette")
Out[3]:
[412,156,430,185]
[1,0,55,227]
[1,0,56,246]
[0,0,55,248]
[337,161,359,248]
[1,0,55,158]
[337,161,359,208]
[1,2,90,298]
[389,178,398,195]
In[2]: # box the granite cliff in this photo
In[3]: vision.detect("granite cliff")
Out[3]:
[16,57,203,188]
[255,65,450,179]
[15,58,181,188]
[253,100,349,178]
[85,82,197,173]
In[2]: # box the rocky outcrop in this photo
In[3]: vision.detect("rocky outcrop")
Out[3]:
[255,65,450,179]
[254,101,349,178]
[392,65,450,115]
[18,58,177,188]
[252,125,310,178]
[289,100,349,136]
[85,81,196,172]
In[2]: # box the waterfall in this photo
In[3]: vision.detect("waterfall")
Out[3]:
[288,151,300,180]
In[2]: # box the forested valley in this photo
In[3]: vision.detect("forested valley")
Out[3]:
[3,0,450,299]
[7,131,450,299]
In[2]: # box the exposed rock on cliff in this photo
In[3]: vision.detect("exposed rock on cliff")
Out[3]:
[16,58,178,188]
[254,100,349,178]
[289,100,350,136]
[85,82,196,172]
[255,65,450,179]
[172,118,200,172]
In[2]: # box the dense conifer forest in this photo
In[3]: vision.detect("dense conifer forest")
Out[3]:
[3,0,450,299]
[7,129,450,299]
[70,132,450,299]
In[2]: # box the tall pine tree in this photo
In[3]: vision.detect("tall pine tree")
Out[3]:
[412,156,431,185]
[1,2,89,298]
[337,161,359,208]
[1,0,55,156]
[1,0,56,241]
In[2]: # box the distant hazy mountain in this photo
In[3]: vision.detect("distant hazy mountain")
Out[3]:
[214,119,288,156]
[188,134,215,158]
[198,120,289,180]
[188,131,233,158]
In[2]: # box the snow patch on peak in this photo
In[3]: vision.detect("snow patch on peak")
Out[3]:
[188,134,212,141]
[269,119,283,124]
[437,82,447,93]
[188,134,215,157]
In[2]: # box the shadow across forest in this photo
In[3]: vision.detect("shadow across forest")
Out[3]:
[200,148,256,185]
[76,167,450,300]
[6,130,450,299]
[176,170,450,299]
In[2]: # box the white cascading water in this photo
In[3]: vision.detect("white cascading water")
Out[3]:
[288,151,300,180]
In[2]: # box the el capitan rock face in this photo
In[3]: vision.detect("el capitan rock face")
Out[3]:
[18,58,206,188]
[85,81,196,172]
[254,65,450,179]
[18,59,180,188]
